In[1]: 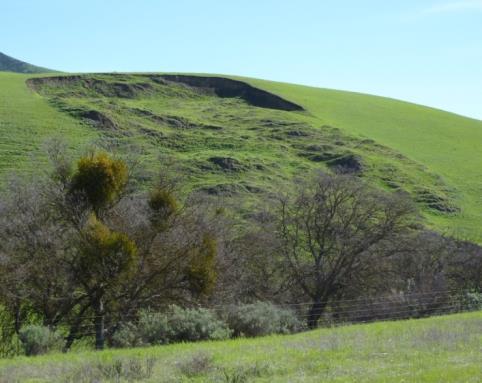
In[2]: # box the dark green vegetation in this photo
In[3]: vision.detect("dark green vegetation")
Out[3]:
[1,311,481,382]
[0,52,54,74]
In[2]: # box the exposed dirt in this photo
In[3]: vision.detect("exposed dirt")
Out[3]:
[78,110,118,130]
[327,154,363,174]
[199,183,242,196]
[414,188,460,213]
[130,108,224,131]
[130,108,194,128]
[138,127,165,142]
[28,74,305,111]
[286,130,311,137]
[27,76,83,90]
[156,75,304,111]
[300,151,341,162]
[208,156,245,172]
[27,76,152,99]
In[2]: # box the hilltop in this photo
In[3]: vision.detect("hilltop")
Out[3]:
[0,64,481,240]
[0,52,54,74]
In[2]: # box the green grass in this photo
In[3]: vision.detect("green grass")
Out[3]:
[1,71,481,241]
[0,72,96,175]
[242,76,482,240]
[1,311,481,382]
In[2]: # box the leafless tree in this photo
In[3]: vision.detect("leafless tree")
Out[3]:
[0,146,224,351]
[276,173,416,328]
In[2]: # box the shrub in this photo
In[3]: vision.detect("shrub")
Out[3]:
[112,306,231,348]
[67,357,155,382]
[221,362,271,383]
[112,310,170,348]
[225,302,301,337]
[176,352,214,377]
[463,291,482,310]
[111,322,144,348]
[18,325,62,356]
[167,305,230,342]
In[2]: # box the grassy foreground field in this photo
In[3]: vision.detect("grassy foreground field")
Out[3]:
[1,71,482,241]
[1,311,481,382]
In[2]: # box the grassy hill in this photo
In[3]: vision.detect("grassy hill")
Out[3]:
[1,311,481,382]
[1,70,481,241]
[0,52,55,74]
[0,72,95,176]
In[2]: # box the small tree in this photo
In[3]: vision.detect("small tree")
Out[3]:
[277,173,415,328]
[74,216,137,350]
[67,152,133,349]
[0,147,222,352]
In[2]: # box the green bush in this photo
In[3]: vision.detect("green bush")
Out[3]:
[463,291,482,310]
[225,302,301,337]
[111,322,144,348]
[112,306,231,348]
[112,310,170,348]
[18,325,62,356]
[167,305,230,342]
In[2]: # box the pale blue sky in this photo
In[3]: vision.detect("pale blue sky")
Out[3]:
[2,0,481,119]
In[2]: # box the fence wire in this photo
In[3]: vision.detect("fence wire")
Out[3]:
[0,290,480,340]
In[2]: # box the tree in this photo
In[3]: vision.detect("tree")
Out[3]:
[447,239,482,292]
[74,216,138,350]
[0,177,79,332]
[276,173,415,328]
[0,148,221,351]
[66,152,132,349]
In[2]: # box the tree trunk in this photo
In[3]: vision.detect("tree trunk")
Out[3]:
[14,303,21,333]
[62,303,90,352]
[307,300,326,329]
[93,297,105,350]
[64,323,80,352]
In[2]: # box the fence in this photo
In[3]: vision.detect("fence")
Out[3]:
[1,289,481,340]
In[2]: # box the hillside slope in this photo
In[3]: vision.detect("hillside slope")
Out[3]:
[244,77,482,239]
[0,72,95,175]
[0,52,54,74]
[1,71,481,240]
[1,311,481,382]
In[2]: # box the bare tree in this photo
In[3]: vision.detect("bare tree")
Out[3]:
[0,147,223,351]
[277,173,415,328]
[447,239,482,292]
[0,177,82,331]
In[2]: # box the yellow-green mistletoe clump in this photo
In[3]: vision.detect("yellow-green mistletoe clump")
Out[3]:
[71,152,128,211]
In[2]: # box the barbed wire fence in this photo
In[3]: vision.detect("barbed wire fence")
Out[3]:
[0,289,481,352]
